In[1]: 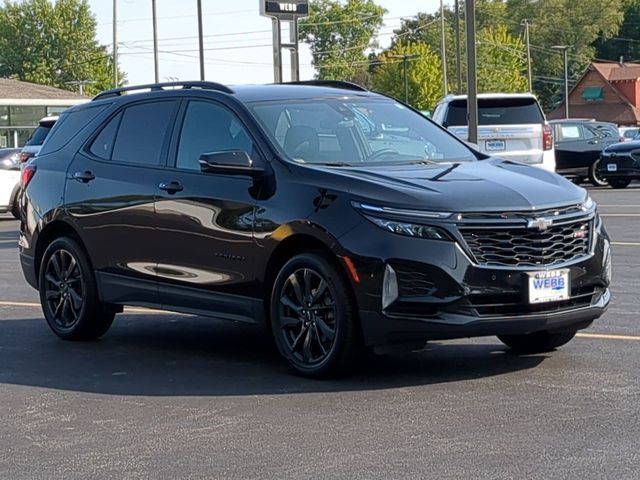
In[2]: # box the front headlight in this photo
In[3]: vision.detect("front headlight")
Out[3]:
[365,216,450,240]
[603,238,612,285]
[582,194,596,212]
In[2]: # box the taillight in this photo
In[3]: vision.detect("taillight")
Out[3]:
[21,164,36,189]
[19,151,33,163]
[543,125,553,151]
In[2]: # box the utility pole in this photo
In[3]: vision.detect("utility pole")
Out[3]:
[552,45,572,118]
[391,54,419,104]
[454,0,461,93]
[152,0,159,83]
[113,0,118,87]
[440,0,448,96]
[197,0,205,80]
[521,19,532,92]
[465,0,478,144]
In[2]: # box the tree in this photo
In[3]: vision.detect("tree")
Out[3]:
[0,0,123,96]
[371,43,443,111]
[477,26,528,93]
[505,0,624,110]
[593,0,640,62]
[299,0,386,82]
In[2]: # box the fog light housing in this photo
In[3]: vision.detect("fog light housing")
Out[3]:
[382,264,398,309]
[603,239,612,285]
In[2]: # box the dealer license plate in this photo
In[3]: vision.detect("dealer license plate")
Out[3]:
[485,139,506,151]
[607,164,618,172]
[528,269,570,304]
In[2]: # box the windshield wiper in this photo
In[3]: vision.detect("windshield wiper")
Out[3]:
[408,159,440,165]
[318,161,353,167]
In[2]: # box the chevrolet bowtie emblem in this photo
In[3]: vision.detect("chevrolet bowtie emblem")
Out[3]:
[527,217,553,231]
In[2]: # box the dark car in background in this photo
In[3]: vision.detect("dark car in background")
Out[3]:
[598,140,640,188]
[19,115,58,164]
[18,81,611,377]
[550,119,618,186]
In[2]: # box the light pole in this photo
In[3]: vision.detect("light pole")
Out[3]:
[521,19,532,92]
[454,0,461,93]
[440,0,447,96]
[197,0,205,80]
[152,0,159,83]
[390,54,419,104]
[551,45,573,118]
[113,0,118,87]
[465,0,478,144]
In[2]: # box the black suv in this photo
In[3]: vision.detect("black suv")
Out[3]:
[19,81,611,377]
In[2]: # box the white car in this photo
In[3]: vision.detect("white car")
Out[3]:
[0,148,22,218]
[431,93,556,171]
[618,126,639,142]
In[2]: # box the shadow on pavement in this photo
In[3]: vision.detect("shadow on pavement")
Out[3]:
[0,313,547,396]
[0,229,18,250]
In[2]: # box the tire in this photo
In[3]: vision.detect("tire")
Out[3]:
[11,196,20,219]
[589,160,608,187]
[498,330,576,354]
[609,178,631,189]
[39,236,115,340]
[270,253,360,377]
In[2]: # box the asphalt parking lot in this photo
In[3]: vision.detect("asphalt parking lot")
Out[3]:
[1,185,639,479]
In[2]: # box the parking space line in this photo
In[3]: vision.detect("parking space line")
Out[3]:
[577,332,640,342]
[600,214,640,217]
[612,242,640,246]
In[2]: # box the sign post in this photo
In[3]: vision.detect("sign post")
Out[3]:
[260,1,309,83]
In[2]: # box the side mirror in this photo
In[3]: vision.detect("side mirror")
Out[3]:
[198,150,265,177]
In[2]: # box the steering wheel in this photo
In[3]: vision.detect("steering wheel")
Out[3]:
[366,148,399,162]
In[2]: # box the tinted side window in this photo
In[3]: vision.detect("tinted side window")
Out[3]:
[38,104,107,155]
[445,98,544,126]
[112,101,176,165]
[176,101,255,171]
[89,112,122,160]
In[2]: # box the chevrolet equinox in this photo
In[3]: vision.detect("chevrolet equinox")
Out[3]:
[18,81,612,377]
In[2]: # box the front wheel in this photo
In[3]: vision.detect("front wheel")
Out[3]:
[589,160,608,187]
[39,237,115,340]
[498,330,576,354]
[270,253,360,377]
[609,178,631,189]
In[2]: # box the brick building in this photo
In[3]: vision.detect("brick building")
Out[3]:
[548,62,640,126]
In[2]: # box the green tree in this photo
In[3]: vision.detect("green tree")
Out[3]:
[593,0,640,62]
[505,0,624,110]
[477,26,528,93]
[371,42,443,111]
[0,0,123,96]
[299,0,386,82]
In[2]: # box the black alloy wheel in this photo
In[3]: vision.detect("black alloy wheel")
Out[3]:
[39,237,115,340]
[609,178,632,189]
[589,160,608,187]
[271,253,359,377]
[43,248,84,331]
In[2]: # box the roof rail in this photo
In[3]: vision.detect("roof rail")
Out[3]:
[93,81,234,101]
[283,80,368,92]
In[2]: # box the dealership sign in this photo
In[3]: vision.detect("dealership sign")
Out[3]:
[260,1,309,20]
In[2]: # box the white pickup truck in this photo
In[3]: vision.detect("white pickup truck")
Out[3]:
[0,148,21,218]
[431,93,556,172]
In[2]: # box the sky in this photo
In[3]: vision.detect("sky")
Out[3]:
[89,0,442,86]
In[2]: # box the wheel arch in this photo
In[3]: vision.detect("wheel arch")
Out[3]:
[34,219,90,284]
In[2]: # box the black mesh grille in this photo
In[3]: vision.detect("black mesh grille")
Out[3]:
[460,219,591,267]
[395,267,435,297]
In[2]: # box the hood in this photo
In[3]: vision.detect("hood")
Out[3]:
[310,158,586,213]
[603,140,640,154]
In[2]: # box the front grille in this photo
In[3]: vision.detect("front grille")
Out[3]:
[458,203,584,222]
[460,219,591,267]
[457,286,599,317]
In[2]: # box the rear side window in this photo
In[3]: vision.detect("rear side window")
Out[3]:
[111,101,176,165]
[89,112,122,160]
[25,125,52,146]
[445,98,544,126]
[39,104,107,156]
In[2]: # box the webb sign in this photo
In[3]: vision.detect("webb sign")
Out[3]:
[259,1,309,20]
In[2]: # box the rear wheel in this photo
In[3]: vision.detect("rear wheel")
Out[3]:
[498,330,576,353]
[589,160,608,187]
[39,237,115,340]
[11,198,19,219]
[270,253,360,377]
[609,178,631,189]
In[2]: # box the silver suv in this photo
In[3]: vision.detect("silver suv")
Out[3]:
[431,93,556,171]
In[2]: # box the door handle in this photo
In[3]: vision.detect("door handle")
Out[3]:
[159,181,183,193]
[588,140,599,145]
[73,171,95,183]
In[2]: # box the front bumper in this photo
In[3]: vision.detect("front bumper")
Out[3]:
[598,154,640,179]
[338,214,610,347]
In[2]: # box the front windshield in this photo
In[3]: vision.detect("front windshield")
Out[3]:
[249,98,476,166]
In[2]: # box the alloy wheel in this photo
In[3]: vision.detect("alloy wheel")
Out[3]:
[277,268,337,366]
[43,249,84,330]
